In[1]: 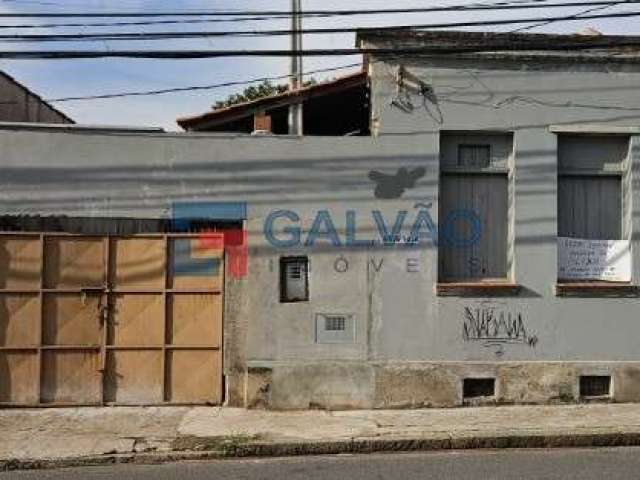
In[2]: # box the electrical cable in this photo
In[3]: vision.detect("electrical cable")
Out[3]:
[2,36,640,59]
[46,62,363,102]
[510,0,616,32]
[0,15,331,30]
[6,0,635,30]
[0,0,637,17]
[1,10,640,42]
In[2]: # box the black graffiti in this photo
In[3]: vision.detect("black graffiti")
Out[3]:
[463,305,538,348]
[368,167,426,199]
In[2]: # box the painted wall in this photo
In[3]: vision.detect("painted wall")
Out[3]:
[1,54,640,407]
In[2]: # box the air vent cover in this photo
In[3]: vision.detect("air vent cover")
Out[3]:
[315,313,355,344]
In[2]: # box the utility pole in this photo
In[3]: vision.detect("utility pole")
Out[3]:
[288,0,303,136]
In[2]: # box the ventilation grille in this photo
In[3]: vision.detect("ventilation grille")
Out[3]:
[325,315,346,332]
[315,313,355,344]
[580,375,611,398]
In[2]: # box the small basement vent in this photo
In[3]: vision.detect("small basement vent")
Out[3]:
[325,315,346,332]
[315,313,355,344]
[463,378,495,399]
[580,375,611,398]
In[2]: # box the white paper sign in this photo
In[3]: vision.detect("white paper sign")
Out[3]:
[558,237,631,282]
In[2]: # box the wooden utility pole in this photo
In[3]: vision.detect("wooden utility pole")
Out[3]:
[288,0,303,135]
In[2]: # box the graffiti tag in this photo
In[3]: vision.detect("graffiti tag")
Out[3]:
[463,304,538,357]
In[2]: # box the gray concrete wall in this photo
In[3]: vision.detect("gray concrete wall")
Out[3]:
[1,54,640,408]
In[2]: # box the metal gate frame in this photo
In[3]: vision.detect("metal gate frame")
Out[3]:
[0,232,224,407]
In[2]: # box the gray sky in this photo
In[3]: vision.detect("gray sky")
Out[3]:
[0,0,639,130]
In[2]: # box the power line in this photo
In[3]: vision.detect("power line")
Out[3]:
[0,0,636,31]
[0,1,553,31]
[41,65,640,115]
[3,37,640,59]
[0,15,324,30]
[41,55,640,108]
[46,62,362,102]
[1,10,640,42]
[510,0,616,32]
[43,63,640,116]
[0,0,637,17]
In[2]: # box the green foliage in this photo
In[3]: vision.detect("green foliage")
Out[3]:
[214,78,317,110]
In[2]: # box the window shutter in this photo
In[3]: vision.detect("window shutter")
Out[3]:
[458,144,491,168]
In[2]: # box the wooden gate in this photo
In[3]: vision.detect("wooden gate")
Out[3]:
[0,233,224,406]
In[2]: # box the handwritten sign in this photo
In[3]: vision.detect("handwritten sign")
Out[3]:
[558,237,631,282]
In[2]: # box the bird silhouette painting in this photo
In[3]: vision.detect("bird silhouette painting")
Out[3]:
[368,167,427,199]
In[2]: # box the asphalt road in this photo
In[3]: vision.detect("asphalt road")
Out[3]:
[2,447,640,480]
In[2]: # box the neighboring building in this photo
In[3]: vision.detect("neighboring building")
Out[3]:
[0,71,72,124]
[177,71,369,135]
[1,31,640,409]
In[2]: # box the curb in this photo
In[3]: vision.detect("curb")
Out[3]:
[3,431,640,472]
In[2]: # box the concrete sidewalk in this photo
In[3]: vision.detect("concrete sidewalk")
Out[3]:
[3,403,640,470]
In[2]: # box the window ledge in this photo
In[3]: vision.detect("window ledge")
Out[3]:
[436,282,521,297]
[555,282,639,297]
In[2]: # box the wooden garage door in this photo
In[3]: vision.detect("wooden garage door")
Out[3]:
[0,233,224,406]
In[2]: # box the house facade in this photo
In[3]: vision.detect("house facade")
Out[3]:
[0,31,640,408]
